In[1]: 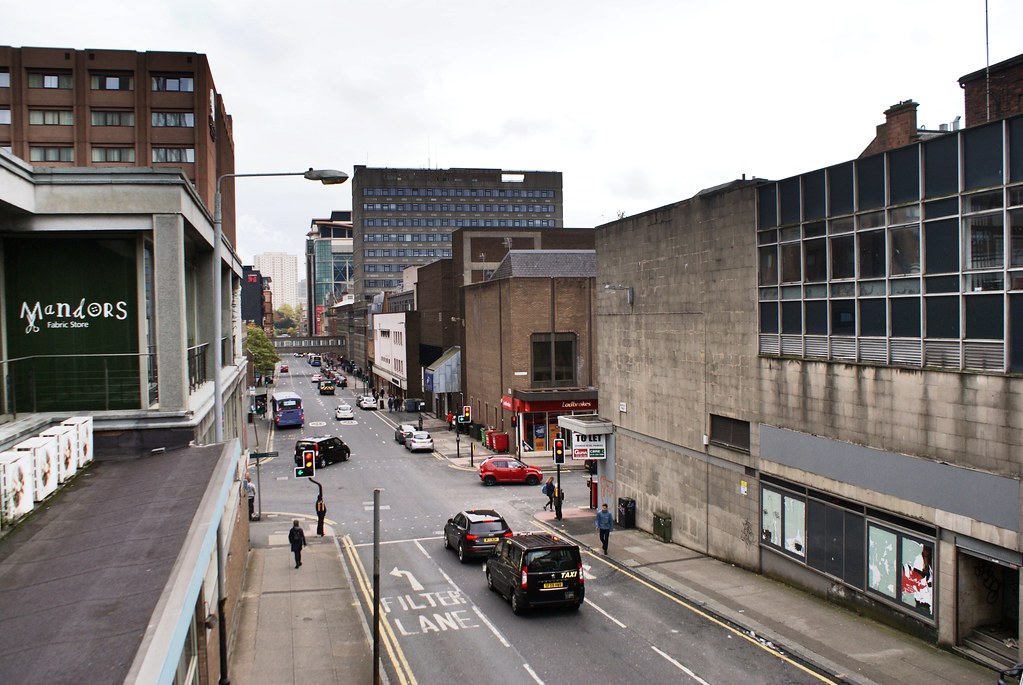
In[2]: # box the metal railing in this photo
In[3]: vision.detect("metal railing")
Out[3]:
[2,352,158,417]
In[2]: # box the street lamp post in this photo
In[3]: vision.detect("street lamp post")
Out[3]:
[211,168,348,443]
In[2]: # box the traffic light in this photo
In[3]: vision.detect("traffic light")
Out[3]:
[461,405,471,424]
[295,449,315,478]
[510,414,517,427]
[553,438,565,464]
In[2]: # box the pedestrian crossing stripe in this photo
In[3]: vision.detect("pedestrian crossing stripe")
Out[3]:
[363,504,392,511]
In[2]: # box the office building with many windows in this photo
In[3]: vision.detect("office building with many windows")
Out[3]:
[305,211,354,337]
[253,251,299,310]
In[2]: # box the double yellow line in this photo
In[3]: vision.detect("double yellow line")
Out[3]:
[339,534,418,685]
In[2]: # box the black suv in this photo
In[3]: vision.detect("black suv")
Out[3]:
[443,509,511,562]
[294,436,350,469]
[485,533,584,614]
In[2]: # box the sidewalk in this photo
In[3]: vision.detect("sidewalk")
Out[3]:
[233,409,998,685]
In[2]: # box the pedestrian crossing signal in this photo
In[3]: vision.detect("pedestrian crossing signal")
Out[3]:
[553,438,565,464]
[295,450,315,478]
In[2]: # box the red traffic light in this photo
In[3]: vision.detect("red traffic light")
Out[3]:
[553,438,565,464]
[462,405,471,422]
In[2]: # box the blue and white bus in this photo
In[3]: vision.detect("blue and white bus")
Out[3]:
[271,391,304,427]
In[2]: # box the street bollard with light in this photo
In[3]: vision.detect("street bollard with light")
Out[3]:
[211,168,348,443]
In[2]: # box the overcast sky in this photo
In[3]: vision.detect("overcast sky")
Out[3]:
[7,1,1023,263]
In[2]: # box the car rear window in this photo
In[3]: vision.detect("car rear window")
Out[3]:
[525,548,579,571]
[469,520,508,535]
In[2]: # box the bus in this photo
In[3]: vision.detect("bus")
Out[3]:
[308,354,322,367]
[270,391,304,427]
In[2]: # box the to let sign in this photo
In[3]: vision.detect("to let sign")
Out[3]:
[572,433,606,460]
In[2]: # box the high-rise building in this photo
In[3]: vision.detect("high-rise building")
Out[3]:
[306,211,354,336]
[254,251,299,310]
[0,45,237,243]
[351,166,563,303]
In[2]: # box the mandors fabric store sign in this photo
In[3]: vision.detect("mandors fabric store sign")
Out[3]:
[5,237,138,411]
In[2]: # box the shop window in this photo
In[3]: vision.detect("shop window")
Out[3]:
[924,135,958,199]
[709,414,750,451]
[761,487,805,558]
[868,524,933,618]
[888,146,920,204]
[807,502,866,589]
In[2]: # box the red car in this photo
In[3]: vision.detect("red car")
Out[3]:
[280,364,289,373]
[479,457,542,486]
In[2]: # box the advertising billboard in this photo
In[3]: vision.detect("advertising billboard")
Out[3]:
[571,433,606,460]
[5,238,138,411]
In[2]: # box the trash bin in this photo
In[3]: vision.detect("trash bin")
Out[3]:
[404,398,424,412]
[653,512,672,543]
[618,497,636,529]
[479,426,487,444]
[493,432,509,453]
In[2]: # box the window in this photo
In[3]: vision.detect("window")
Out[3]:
[531,333,577,387]
[152,76,194,92]
[0,69,9,88]
[761,488,805,558]
[152,112,195,127]
[964,213,1004,269]
[90,74,134,91]
[868,524,933,618]
[0,108,9,125]
[91,110,134,126]
[92,147,135,163]
[152,147,195,163]
[29,110,73,126]
[29,146,73,162]
[889,225,920,275]
[709,414,750,451]
[858,230,886,279]
[28,72,72,89]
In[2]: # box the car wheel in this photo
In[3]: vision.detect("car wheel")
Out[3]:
[525,475,540,486]
[443,533,451,550]
[486,568,495,591]
[457,542,467,563]
[483,475,496,486]
[511,590,525,615]
[343,449,350,462]
[317,459,325,469]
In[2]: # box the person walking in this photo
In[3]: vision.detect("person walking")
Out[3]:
[243,472,256,521]
[288,520,307,568]
[315,494,327,537]
[595,503,613,555]
[542,477,555,511]
[553,484,565,520]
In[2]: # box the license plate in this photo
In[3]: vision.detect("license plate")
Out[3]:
[542,581,564,589]
[483,537,499,543]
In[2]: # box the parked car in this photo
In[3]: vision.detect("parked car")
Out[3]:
[486,533,584,614]
[318,379,336,395]
[358,395,377,410]
[479,456,542,486]
[279,364,289,373]
[405,431,434,452]
[394,424,416,444]
[294,436,350,469]
[311,373,322,383]
[335,404,355,420]
[443,509,512,562]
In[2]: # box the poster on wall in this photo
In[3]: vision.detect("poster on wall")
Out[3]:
[4,238,138,412]
[571,433,606,460]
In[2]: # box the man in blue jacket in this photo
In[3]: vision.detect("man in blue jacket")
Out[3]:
[595,503,613,555]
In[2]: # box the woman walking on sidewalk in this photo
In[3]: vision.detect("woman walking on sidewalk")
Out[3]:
[542,477,555,511]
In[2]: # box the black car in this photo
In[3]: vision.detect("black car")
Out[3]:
[294,436,350,469]
[444,509,511,562]
[485,533,584,614]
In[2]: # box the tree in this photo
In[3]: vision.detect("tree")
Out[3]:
[274,303,303,337]
[245,324,279,375]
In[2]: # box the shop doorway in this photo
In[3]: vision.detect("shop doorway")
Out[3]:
[958,549,1020,666]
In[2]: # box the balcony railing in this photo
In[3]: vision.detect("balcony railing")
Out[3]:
[2,352,158,416]
[187,343,209,391]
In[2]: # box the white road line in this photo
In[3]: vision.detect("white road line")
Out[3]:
[651,645,711,685]
[522,663,545,684]
[584,598,627,628]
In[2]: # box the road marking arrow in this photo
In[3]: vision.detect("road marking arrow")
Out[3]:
[389,567,424,591]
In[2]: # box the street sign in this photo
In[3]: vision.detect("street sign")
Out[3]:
[249,451,278,460]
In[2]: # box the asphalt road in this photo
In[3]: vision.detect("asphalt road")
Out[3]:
[254,362,836,685]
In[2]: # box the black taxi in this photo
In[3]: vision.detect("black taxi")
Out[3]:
[485,532,584,614]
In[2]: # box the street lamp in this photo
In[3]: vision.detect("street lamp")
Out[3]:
[212,168,348,442]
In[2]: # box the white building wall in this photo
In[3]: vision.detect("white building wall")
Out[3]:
[254,252,299,309]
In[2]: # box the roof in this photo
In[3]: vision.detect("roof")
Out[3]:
[0,444,224,684]
[488,250,595,281]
